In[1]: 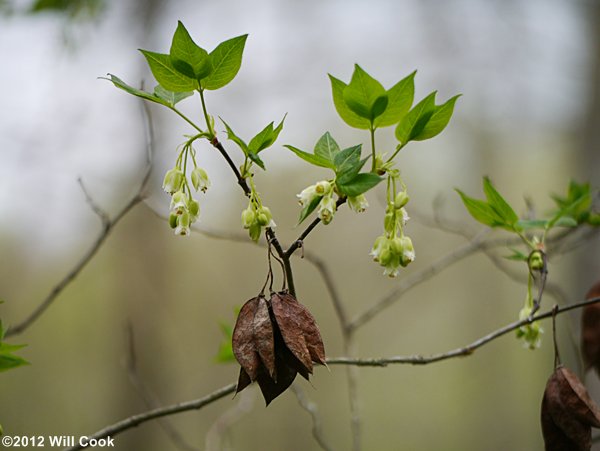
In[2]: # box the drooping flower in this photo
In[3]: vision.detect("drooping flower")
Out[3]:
[318,194,337,224]
[162,168,184,194]
[348,194,369,213]
[191,167,211,192]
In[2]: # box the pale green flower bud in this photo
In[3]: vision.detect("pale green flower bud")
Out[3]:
[517,305,543,349]
[169,213,178,229]
[318,194,337,225]
[162,168,184,194]
[399,207,410,226]
[370,235,387,262]
[258,206,276,227]
[170,191,188,215]
[191,167,211,192]
[394,191,409,209]
[241,207,255,229]
[528,250,544,271]
[175,212,191,236]
[399,236,415,267]
[384,211,395,233]
[188,199,200,222]
[315,180,332,196]
[348,194,369,213]
[249,223,262,242]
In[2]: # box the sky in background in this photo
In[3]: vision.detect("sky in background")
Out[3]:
[0,0,590,263]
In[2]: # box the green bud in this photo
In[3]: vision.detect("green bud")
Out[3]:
[169,213,178,229]
[188,199,200,221]
[257,213,269,226]
[249,223,262,242]
[379,248,393,266]
[528,250,544,271]
[394,191,409,209]
[191,167,210,192]
[241,208,255,229]
[162,167,184,194]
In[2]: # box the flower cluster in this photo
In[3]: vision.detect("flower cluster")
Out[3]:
[241,182,276,242]
[163,165,210,236]
[516,305,543,349]
[296,180,368,225]
[370,188,414,277]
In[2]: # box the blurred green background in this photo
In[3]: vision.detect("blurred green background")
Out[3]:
[1,0,600,450]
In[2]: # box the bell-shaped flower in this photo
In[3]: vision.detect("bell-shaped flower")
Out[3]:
[191,167,211,192]
[162,168,184,194]
[174,211,191,236]
[170,191,188,215]
[318,194,337,225]
[348,194,369,213]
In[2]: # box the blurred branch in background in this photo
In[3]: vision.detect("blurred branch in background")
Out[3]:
[64,296,600,450]
[5,99,154,338]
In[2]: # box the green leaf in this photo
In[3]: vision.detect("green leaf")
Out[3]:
[337,173,382,197]
[102,74,170,106]
[412,94,460,141]
[342,64,388,121]
[298,195,323,224]
[336,156,369,185]
[0,321,28,372]
[329,74,371,129]
[333,145,361,173]
[248,115,286,154]
[551,181,592,226]
[203,34,248,90]
[482,177,519,228]
[314,132,340,163]
[169,21,212,80]
[139,50,198,92]
[153,85,193,107]
[284,145,335,169]
[516,219,548,230]
[374,71,416,127]
[395,92,436,145]
[215,321,235,363]
[455,189,504,228]
[247,151,265,170]
[220,118,249,154]
[504,248,529,261]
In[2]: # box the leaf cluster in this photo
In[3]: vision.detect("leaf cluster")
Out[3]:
[329,65,459,146]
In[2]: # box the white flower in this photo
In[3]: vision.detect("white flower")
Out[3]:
[348,194,369,213]
[162,168,184,194]
[170,191,188,215]
[191,167,211,192]
[297,184,318,206]
[318,194,337,224]
[399,208,410,226]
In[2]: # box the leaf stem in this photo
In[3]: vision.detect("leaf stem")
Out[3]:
[369,126,376,172]
[387,142,406,163]
[198,88,215,139]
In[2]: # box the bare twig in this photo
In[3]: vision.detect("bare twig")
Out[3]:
[328,296,600,367]
[348,230,490,332]
[205,389,255,451]
[291,384,333,451]
[63,383,237,451]
[6,102,154,338]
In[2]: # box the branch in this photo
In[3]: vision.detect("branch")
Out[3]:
[6,101,154,338]
[205,389,255,451]
[63,383,237,451]
[348,230,490,332]
[327,296,600,367]
[291,385,333,451]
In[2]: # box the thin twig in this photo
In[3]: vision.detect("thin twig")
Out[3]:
[205,389,255,451]
[7,101,154,338]
[328,296,600,367]
[291,385,333,451]
[348,230,490,332]
[62,383,237,451]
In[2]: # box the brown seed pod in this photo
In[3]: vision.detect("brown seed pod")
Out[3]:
[581,280,600,375]
[232,291,326,405]
[541,365,600,450]
[271,291,327,372]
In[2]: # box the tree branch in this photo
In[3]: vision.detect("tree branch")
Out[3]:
[63,383,237,451]
[6,101,154,338]
[328,296,600,367]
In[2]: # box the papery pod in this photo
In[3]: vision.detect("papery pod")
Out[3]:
[270,291,327,373]
[581,280,600,375]
[541,366,600,450]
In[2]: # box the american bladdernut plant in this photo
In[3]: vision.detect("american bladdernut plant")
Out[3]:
[84,19,600,449]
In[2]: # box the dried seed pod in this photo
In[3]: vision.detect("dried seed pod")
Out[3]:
[541,366,600,450]
[271,291,327,373]
[581,280,600,375]
[232,291,327,405]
